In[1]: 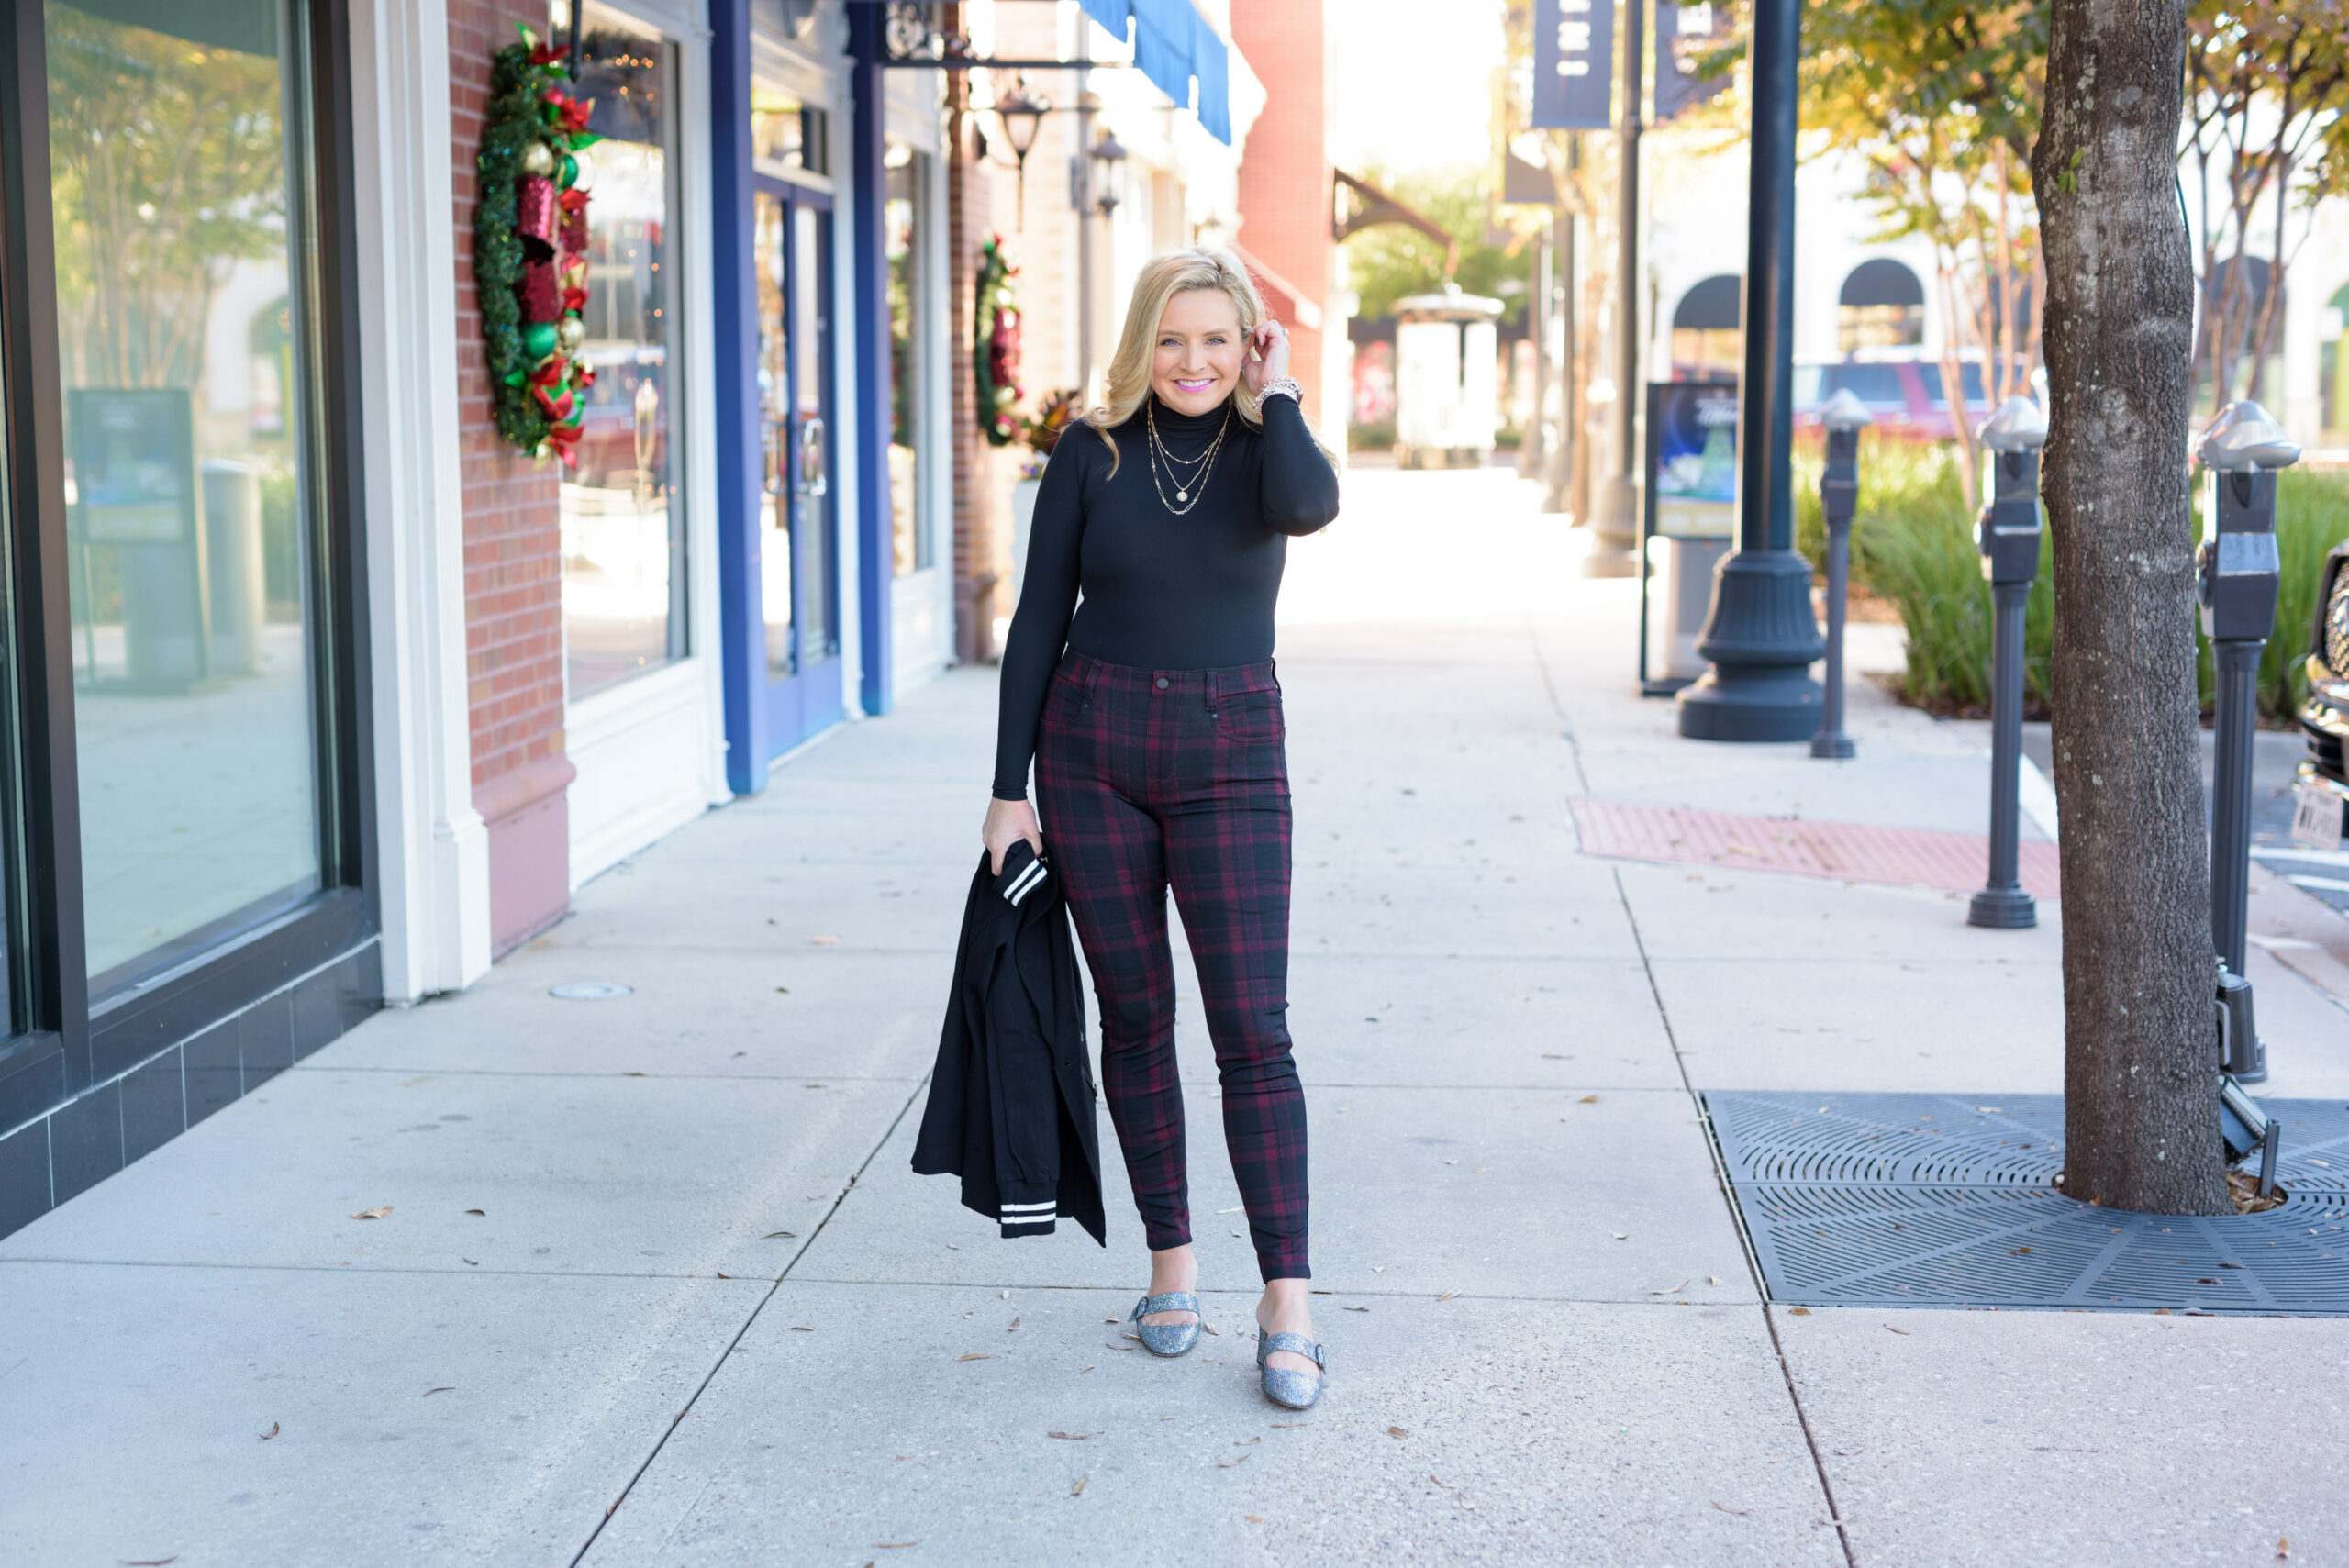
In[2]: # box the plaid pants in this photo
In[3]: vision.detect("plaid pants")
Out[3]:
[1034,651,1309,1281]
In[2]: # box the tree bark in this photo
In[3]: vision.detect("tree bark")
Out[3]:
[2033,0,2230,1216]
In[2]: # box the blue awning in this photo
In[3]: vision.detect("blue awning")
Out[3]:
[1073,0,1232,145]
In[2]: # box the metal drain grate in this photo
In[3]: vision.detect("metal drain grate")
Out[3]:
[1706,1092,2349,1314]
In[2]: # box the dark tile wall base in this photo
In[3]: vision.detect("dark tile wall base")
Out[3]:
[0,940,381,1242]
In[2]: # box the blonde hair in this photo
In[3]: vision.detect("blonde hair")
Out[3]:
[1084,246,1337,476]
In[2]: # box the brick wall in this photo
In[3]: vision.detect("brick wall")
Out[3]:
[451,0,565,793]
[1230,0,1330,417]
[451,0,573,953]
[945,55,1004,665]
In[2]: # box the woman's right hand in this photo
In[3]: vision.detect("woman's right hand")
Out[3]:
[983,796,1044,875]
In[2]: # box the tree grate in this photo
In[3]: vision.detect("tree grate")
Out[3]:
[1704,1091,2349,1315]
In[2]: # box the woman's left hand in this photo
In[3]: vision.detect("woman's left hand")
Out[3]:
[1242,317,1291,395]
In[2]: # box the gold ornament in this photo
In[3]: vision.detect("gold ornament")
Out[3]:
[520,141,557,178]
[557,316,586,352]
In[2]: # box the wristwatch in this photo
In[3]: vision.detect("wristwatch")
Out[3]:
[1258,376,1303,405]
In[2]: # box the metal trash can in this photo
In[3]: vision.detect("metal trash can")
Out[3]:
[202,460,267,676]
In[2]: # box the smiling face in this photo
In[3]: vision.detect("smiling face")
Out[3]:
[1150,287,1248,416]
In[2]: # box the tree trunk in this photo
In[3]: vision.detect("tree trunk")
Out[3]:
[2033,0,2230,1216]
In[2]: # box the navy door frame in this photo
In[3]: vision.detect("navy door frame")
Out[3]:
[713,0,849,794]
[756,179,843,761]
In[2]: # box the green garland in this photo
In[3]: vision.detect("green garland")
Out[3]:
[974,234,1022,449]
[473,28,601,464]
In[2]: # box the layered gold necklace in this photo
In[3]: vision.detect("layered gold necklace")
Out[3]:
[1145,400,1231,516]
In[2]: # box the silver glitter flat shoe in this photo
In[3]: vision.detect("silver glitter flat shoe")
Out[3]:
[1256,1330,1325,1409]
[1130,1291,1201,1357]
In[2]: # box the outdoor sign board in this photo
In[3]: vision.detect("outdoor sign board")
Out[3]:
[1531,0,1613,130]
[69,388,195,545]
[1639,379,1739,694]
[1649,379,1740,538]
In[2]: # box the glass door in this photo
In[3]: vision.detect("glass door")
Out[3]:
[753,178,839,750]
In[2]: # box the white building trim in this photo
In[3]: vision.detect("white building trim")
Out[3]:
[564,0,733,884]
[349,0,491,1001]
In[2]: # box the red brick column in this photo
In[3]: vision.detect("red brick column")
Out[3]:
[1230,0,1330,417]
[451,0,573,955]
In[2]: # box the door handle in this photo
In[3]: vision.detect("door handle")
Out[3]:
[797,416,828,498]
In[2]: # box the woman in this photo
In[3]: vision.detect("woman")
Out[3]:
[983,249,1341,1410]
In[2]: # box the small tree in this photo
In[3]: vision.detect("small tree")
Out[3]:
[1787,2,2050,509]
[2034,0,2230,1217]
[2181,1,2349,411]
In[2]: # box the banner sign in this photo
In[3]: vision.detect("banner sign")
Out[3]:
[1531,0,1613,130]
[1654,2,1733,123]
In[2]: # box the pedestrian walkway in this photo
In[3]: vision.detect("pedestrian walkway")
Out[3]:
[5,466,2346,1566]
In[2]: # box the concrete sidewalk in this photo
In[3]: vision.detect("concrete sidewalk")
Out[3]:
[5,467,2345,1567]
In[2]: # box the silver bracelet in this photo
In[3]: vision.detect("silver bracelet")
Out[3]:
[1258,376,1303,405]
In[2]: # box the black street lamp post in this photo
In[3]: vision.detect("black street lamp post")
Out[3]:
[1675,0,1822,741]
[1967,395,2049,931]
[2199,398,2301,1084]
[1811,388,1872,760]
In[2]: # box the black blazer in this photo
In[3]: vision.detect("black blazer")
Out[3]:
[911,844,1105,1243]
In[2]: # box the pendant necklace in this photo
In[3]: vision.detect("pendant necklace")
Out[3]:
[1147,401,1230,513]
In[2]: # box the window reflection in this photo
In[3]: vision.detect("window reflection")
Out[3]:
[46,0,325,987]
[561,13,686,699]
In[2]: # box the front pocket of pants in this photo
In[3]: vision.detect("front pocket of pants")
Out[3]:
[1213,692,1283,746]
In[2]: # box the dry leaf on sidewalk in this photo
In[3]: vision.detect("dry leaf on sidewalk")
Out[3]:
[790,1326,815,1332]
[461,1259,477,1266]
[1386,1426,1408,1439]
[1071,1475,1088,1496]
[351,1207,391,1220]
[1577,1095,1599,1104]
[1008,1318,1020,1331]
[763,1230,796,1240]
[1343,1306,1369,1312]
[1436,1289,1460,1301]
[1650,1282,1688,1296]
[1787,1307,1811,1316]
[1711,1502,1749,1516]
[1235,1437,1260,1446]
[1046,1431,1095,1440]
[1219,1452,1252,1469]
[422,1387,454,1397]
[257,1423,279,1440]
[1884,1325,1909,1336]
[956,1352,996,1362]
[464,1208,484,1216]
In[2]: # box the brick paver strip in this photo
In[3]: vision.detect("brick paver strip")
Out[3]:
[1569,797,2062,900]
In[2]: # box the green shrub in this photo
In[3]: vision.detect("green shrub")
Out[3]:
[1794,439,2349,724]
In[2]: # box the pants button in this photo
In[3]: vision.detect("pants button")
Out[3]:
[1154,676,1169,690]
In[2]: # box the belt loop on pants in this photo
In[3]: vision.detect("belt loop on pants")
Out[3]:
[1205,667,1220,719]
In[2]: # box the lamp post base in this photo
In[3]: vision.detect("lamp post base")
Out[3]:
[1967,886,2037,929]
[1809,731,1854,760]
[1675,550,1824,741]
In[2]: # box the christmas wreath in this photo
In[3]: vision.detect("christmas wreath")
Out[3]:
[473,28,602,466]
[974,234,1022,448]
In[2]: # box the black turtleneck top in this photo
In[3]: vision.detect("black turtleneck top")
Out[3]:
[992,393,1341,800]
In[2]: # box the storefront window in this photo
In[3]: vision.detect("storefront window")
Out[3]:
[45,0,325,989]
[561,7,686,699]
[751,86,828,179]
[885,141,929,576]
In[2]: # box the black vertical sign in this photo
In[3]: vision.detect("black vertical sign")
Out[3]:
[1655,1,1732,123]
[1531,0,1614,130]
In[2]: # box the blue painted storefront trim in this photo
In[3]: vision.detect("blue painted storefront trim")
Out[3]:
[707,0,771,795]
[848,6,893,717]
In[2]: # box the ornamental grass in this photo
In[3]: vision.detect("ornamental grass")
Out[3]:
[1793,439,2349,725]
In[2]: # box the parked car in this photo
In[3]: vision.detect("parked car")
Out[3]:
[1788,354,1993,443]
[2294,540,2349,839]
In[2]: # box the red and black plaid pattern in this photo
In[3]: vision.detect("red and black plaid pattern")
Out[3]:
[1034,651,1309,1281]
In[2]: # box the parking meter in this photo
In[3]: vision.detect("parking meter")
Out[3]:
[1810,389,1872,760]
[2198,399,2301,1083]
[1968,395,2048,930]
